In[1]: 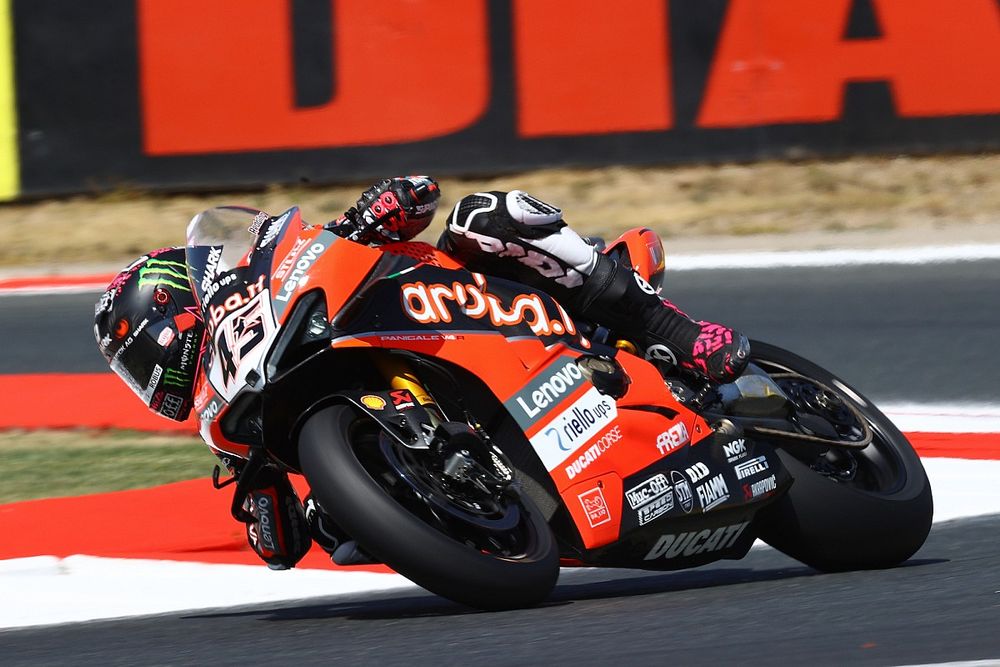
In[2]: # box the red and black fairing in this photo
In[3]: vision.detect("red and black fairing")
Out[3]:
[300,251,789,568]
[186,208,790,570]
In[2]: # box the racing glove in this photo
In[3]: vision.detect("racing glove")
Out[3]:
[331,176,441,244]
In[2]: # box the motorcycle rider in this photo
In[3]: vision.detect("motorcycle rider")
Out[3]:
[94,176,750,570]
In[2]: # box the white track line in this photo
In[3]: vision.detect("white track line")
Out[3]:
[1,404,998,630]
[883,403,1000,433]
[2,244,999,296]
[666,244,1000,271]
[2,457,998,631]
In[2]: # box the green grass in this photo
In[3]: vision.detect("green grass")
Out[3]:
[0,430,218,504]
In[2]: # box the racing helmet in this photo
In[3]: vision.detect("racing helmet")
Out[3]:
[94,247,204,421]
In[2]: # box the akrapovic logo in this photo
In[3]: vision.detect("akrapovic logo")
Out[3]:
[505,355,584,429]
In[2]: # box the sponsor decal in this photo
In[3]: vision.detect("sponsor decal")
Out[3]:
[193,379,211,412]
[145,364,163,397]
[211,290,276,400]
[97,249,181,316]
[637,492,674,526]
[112,318,150,365]
[626,474,675,526]
[670,469,694,513]
[275,240,329,303]
[201,246,222,288]
[626,473,671,509]
[643,521,750,561]
[529,387,617,471]
[743,474,777,500]
[633,271,657,295]
[695,474,729,511]
[257,212,289,249]
[204,274,238,301]
[159,393,185,419]
[578,486,611,528]
[656,421,689,455]
[255,494,277,551]
[209,275,266,326]
[645,344,678,366]
[274,238,308,280]
[248,211,269,234]
[734,455,769,480]
[137,258,190,292]
[177,329,199,373]
[378,334,463,342]
[685,461,710,484]
[511,358,584,422]
[390,390,415,410]
[157,326,176,347]
[564,425,623,480]
[361,394,387,410]
[401,273,576,338]
[197,245,237,301]
[723,437,748,463]
[162,368,191,388]
[200,397,223,421]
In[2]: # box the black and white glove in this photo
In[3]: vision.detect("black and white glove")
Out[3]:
[330,176,441,244]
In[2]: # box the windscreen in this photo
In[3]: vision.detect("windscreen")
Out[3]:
[186,205,269,272]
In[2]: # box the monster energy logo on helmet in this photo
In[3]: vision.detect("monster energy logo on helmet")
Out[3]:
[162,368,192,387]
[137,259,190,292]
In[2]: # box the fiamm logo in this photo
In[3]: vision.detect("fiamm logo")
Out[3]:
[138,259,191,292]
[0,0,18,201]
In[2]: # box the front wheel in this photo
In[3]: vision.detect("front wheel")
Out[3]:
[750,342,933,571]
[298,404,560,610]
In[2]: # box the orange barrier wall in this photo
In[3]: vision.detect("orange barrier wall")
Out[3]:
[6,0,1000,200]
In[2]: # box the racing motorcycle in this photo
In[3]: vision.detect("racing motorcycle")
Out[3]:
[186,206,933,610]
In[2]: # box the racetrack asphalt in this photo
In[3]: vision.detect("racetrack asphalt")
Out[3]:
[1,251,998,665]
[3,513,998,666]
[4,257,998,404]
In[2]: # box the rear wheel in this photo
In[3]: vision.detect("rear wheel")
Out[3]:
[750,342,933,571]
[298,404,560,609]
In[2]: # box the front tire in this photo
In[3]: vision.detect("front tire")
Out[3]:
[298,404,560,610]
[750,342,933,571]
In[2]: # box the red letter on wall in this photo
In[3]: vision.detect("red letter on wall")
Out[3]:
[698,0,1000,127]
[512,0,673,137]
[139,0,489,155]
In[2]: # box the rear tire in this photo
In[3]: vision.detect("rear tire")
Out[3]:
[298,404,560,610]
[750,342,933,571]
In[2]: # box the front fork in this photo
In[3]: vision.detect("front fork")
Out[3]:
[372,354,515,490]
[374,355,444,424]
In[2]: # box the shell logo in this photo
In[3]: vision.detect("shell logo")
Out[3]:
[360,395,386,410]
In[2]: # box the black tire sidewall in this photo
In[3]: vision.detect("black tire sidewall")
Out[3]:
[298,404,560,609]
[751,341,934,571]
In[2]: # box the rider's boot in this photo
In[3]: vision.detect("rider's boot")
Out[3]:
[241,466,312,570]
[304,495,379,566]
[574,253,750,383]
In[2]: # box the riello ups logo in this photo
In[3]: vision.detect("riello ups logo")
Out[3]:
[136,0,1000,156]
